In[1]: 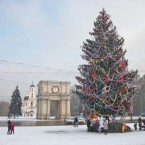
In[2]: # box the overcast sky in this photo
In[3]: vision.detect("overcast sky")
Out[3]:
[0,0,145,99]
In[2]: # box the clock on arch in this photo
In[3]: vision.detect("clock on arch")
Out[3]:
[52,86,59,93]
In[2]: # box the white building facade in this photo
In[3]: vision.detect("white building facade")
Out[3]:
[21,82,37,117]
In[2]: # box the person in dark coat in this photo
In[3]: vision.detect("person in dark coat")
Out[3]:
[87,119,91,132]
[138,117,142,131]
[7,120,12,134]
[74,117,78,127]
[143,120,145,125]
[134,121,137,130]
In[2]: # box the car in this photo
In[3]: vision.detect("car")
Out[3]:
[140,113,145,117]
[64,117,85,125]
[139,113,145,120]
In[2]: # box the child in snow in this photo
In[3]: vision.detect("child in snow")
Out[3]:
[11,122,15,134]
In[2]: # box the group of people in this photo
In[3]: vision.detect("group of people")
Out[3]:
[87,117,108,135]
[7,120,15,135]
[134,117,145,131]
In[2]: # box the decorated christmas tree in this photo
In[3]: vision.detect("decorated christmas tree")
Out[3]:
[9,86,22,118]
[75,9,137,118]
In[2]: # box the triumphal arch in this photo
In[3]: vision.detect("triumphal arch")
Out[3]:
[36,80,71,120]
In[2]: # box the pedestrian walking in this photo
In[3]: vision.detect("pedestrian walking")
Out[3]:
[97,125,101,134]
[103,120,108,135]
[138,117,142,131]
[74,117,78,127]
[99,117,104,133]
[7,120,12,135]
[87,119,91,132]
[134,121,137,130]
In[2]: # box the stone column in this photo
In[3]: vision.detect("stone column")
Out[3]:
[46,99,50,120]
[66,99,71,118]
[40,99,43,119]
[60,100,64,119]
[37,98,42,119]
[36,99,39,119]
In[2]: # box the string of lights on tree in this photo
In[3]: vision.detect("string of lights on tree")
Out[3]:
[75,9,138,117]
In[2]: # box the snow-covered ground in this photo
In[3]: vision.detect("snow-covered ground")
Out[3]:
[1,123,145,145]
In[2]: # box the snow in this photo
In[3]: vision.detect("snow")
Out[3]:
[1,122,145,145]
